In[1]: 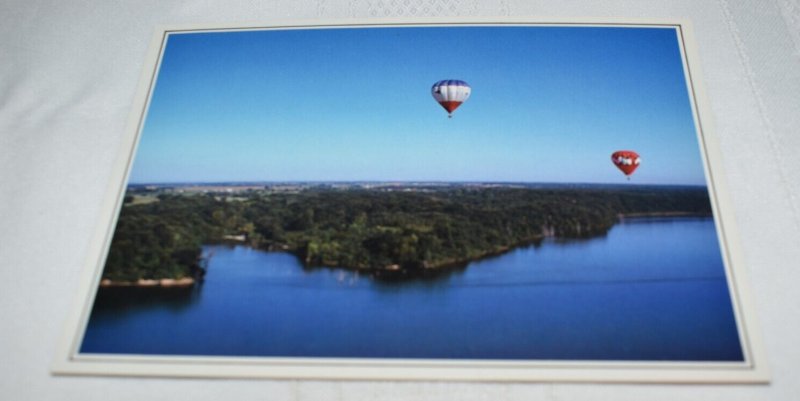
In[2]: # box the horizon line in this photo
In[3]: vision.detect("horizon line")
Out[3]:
[127,180,708,187]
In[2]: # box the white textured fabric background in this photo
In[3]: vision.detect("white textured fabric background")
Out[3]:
[1,1,798,399]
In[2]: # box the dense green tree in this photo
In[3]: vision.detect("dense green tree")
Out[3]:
[101,185,714,280]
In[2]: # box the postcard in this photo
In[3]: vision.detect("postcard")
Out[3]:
[52,18,768,382]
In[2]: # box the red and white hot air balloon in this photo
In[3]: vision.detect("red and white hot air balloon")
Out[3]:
[611,150,641,180]
[431,79,471,118]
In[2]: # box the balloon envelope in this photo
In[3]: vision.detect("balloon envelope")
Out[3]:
[611,150,641,176]
[431,80,471,115]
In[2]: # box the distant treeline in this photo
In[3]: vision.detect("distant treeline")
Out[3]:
[102,186,713,281]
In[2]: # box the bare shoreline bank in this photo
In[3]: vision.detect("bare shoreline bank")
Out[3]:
[618,211,713,218]
[99,277,195,288]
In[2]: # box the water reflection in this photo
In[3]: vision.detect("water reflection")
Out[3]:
[91,285,201,313]
[81,217,743,361]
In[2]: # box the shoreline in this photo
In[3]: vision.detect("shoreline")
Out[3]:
[287,212,712,274]
[295,234,548,275]
[100,213,713,284]
[617,211,713,219]
[99,277,195,288]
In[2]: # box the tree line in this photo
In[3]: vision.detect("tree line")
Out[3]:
[102,185,713,281]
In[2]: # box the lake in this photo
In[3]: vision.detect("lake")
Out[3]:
[80,217,744,361]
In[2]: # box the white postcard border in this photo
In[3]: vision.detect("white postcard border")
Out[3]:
[52,17,769,383]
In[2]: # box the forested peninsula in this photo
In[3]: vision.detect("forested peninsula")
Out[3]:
[101,184,713,282]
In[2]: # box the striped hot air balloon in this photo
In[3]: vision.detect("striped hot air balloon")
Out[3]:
[431,79,471,118]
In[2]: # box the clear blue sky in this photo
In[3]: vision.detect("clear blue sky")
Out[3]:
[130,25,707,185]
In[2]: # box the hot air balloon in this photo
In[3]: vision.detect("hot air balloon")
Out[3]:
[611,150,640,180]
[431,79,471,118]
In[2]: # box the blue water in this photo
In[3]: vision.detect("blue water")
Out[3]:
[81,217,744,361]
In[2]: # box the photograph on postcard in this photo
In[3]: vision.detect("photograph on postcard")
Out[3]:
[55,21,766,381]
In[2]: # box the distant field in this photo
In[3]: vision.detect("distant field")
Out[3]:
[126,194,160,206]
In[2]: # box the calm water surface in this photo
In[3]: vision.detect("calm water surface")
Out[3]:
[81,217,743,361]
